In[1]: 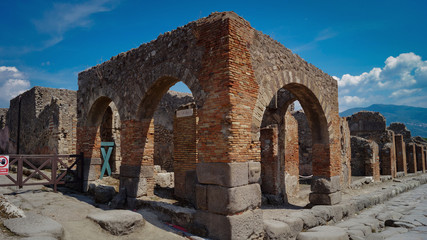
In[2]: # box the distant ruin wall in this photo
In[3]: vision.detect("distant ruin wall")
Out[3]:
[293,110,312,176]
[7,87,77,159]
[154,91,194,172]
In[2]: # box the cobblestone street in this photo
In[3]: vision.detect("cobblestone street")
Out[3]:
[333,182,427,240]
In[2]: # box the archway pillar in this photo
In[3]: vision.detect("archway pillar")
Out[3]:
[309,113,342,205]
[118,119,155,207]
[77,125,102,192]
[194,161,263,239]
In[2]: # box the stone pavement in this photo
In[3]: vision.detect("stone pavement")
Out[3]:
[0,174,185,240]
[264,174,427,240]
[330,182,427,240]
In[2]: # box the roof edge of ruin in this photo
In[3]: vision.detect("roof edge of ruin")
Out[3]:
[78,11,248,76]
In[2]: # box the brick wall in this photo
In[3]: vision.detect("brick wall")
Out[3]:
[394,134,407,174]
[416,144,426,173]
[284,111,299,198]
[292,110,312,176]
[173,103,197,201]
[350,136,380,181]
[406,143,417,173]
[7,87,77,164]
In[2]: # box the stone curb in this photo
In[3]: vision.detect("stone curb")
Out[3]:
[265,174,427,239]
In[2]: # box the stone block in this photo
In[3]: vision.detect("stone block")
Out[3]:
[94,185,116,204]
[248,161,261,183]
[207,183,261,215]
[155,172,174,188]
[120,177,147,198]
[275,216,304,238]
[197,162,248,187]
[120,165,154,178]
[311,176,341,194]
[309,191,341,205]
[194,209,263,240]
[264,219,291,240]
[83,158,102,181]
[196,184,207,210]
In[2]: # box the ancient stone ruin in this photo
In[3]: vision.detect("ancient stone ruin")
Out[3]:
[1,11,426,239]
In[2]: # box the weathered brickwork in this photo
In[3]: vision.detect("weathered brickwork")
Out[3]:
[347,112,397,178]
[293,110,313,176]
[394,134,407,174]
[173,103,197,202]
[340,117,352,188]
[388,122,412,143]
[416,144,426,173]
[0,108,9,154]
[350,136,380,181]
[7,87,77,162]
[77,12,341,239]
[406,143,417,173]
[284,111,299,199]
[260,125,280,196]
[154,91,194,172]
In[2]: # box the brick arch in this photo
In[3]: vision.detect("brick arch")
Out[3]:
[136,74,201,121]
[253,79,331,145]
[254,79,340,205]
[78,96,122,179]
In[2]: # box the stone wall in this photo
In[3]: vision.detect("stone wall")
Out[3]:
[173,102,197,203]
[340,117,352,188]
[406,143,417,173]
[154,91,194,172]
[77,12,341,239]
[416,144,426,173]
[7,87,77,162]
[347,111,386,143]
[347,111,397,178]
[394,134,407,174]
[388,122,412,143]
[284,111,299,200]
[350,136,380,181]
[292,110,312,176]
[0,108,9,154]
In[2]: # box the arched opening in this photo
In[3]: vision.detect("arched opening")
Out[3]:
[259,83,330,207]
[85,97,122,181]
[99,103,121,174]
[135,78,198,205]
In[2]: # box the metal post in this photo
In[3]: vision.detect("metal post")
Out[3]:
[52,155,57,192]
[17,96,21,154]
[79,152,84,192]
[17,157,23,189]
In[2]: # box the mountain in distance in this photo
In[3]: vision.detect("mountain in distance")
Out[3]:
[340,104,427,138]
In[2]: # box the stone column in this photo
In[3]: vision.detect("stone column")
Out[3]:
[416,144,426,173]
[119,119,155,206]
[260,125,283,203]
[283,111,299,200]
[173,103,197,203]
[380,142,397,177]
[394,134,407,175]
[406,143,417,173]
[77,125,102,191]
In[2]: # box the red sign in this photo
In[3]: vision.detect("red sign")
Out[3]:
[0,156,9,175]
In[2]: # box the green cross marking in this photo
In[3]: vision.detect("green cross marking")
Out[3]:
[100,142,114,179]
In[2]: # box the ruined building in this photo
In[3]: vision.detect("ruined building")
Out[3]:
[77,12,343,239]
[2,11,425,240]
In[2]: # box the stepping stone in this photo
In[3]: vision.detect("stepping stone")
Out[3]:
[3,213,63,238]
[87,210,145,235]
[297,226,349,240]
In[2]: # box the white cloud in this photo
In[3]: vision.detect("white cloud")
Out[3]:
[390,88,421,98]
[0,66,31,106]
[28,0,119,51]
[337,53,427,111]
[342,96,366,105]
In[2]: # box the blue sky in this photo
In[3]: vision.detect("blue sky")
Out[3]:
[1,0,426,111]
